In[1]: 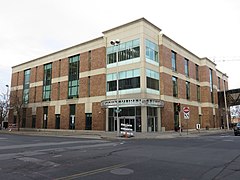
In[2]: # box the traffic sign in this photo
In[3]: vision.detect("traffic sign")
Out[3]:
[183,107,190,119]
[184,112,190,119]
[183,107,189,113]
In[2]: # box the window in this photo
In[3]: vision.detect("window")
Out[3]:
[88,50,91,70]
[186,81,190,100]
[145,39,159,63]
[43,63,52,101]
[88,76,91,97]
[172,76,178,97]
[184,58,189,77]
[23,69,31,104]
[58,82,60,100]
[146,69,159,90]
[197,85,200,102]
[68,55,80,98]
[107,69,140,92]
[209,68,214,103]
[218,77,220,90]
[171,51,177,71]
[195,64,199,81]
[107,39,140,64]
[119,77,140,90]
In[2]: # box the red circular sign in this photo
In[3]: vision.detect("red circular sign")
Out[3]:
[183,107,189,113]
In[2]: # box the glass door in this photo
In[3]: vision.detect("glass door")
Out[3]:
[147,117,158,132]
[119,117,135,132]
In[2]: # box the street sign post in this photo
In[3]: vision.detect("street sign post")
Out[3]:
[183,107,190,119]
[183,107,190,135]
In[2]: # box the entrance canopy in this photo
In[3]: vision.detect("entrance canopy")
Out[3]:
[101,98,164,108]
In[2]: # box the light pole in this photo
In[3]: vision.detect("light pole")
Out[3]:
[110,39,120,136]
[222,74,229,130]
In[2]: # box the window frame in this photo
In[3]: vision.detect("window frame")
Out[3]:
[172,76,178,97]
[171,51,177,71]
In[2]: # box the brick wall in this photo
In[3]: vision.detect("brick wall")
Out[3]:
[76,103,85,130]
[11,72,18,87]
[160,72,172,96]
[35,86,43,102]
[25,108,32,128]
[60,105,69,129]
[60,81,68,100]
[91,74,106,96]
[48,106,55,129]
[79,77,88,98]
[36,107,43,128]
[92,102,106,130]
[161,101,174,130]
[36,65,43,82]
[159,45,171,69]
[60,58,68,77]
[91,47,106,70]
[52,60,61,78]
[201,107,213,128]
[51,83,59,101]
[80,52,89,72]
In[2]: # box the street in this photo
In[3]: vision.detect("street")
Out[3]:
[0,131,239,180]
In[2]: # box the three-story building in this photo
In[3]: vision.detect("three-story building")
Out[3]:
[9,18,228,132]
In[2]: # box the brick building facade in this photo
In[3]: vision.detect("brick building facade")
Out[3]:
[9,18,228,132]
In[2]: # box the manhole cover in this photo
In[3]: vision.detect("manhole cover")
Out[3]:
[111,168,134,175]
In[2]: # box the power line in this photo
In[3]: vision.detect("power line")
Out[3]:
[213,59,240,62]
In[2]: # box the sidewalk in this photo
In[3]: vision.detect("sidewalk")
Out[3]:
[0,128,232,140]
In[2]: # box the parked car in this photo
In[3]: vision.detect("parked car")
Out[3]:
[234,122,240,136]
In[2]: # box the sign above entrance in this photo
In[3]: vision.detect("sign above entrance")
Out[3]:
[101,98,164,108]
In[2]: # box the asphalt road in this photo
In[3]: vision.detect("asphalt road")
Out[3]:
[0,131,239,180]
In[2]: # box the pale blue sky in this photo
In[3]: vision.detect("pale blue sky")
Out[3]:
[1,0,240,91]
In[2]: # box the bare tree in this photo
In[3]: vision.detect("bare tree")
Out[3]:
[10,89,25,131]
[0,85,10,128]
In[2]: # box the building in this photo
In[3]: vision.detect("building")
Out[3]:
[9,18,228,132]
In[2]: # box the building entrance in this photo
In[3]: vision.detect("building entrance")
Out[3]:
[119,116,135,132]
[147,117,158,132]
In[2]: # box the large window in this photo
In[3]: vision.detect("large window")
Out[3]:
[145,39,159,63]
[184,58,189,77]
[119,77,140,90]
[209,68,214,103]
[171,51,177,71]
[68,55,80,99]
[107,39,140,64]
[146,69,159,90]
[43,63,52,101]
[186,81,190,100]
[107,69,140,92]
[23,69,31,104]
[172,76,178,97]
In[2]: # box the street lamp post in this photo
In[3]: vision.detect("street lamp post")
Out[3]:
[110,39,120,137]
[222,74,229,130]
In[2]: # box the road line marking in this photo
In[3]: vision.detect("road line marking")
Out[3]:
[0,140,108,150]
[0,138,7,140]
[55,163,129,180]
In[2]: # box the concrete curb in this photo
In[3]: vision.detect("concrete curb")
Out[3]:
[0,128,233,140]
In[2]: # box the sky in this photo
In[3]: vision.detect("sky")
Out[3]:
[0,0,240,92]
